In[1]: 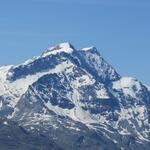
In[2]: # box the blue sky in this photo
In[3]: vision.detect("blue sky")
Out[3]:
[0,0,150,85]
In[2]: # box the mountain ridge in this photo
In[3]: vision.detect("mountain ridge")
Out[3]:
[0,42,150,150]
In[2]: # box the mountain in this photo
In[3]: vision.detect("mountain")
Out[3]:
[0,42,150,150]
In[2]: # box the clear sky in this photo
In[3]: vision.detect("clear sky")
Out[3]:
[0,0,150,85]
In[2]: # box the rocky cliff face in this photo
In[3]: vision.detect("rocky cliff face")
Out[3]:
[0,42,150,150]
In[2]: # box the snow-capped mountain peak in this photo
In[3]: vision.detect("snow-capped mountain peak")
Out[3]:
[0,42,150,150]
[42,42,74,57]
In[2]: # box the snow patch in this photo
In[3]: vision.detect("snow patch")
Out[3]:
[112,77,142,98]
[3,121,8,125]
[45,100,97,124]
[81,46,95,51]
[96,88,110,99]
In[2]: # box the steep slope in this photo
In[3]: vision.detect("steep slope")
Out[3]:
[0,42,150,150]
[0,118,62,150]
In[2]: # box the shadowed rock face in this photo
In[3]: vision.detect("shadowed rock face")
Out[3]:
[0,118,62,150]
[0,42,150,150]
